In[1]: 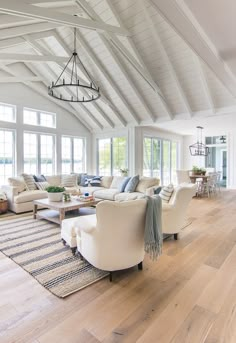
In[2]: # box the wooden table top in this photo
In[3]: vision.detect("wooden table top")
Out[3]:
[33,197,101,209]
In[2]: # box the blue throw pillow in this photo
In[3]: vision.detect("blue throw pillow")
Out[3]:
[90,176,102,187]
[33,174,46,182]
[118,177,131,192]
[154,186,162,194]
[125,175,139,193]
[80,174,94,186]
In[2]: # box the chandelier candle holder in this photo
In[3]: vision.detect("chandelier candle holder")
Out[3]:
[48,28,100,103]
[189,126,209,156]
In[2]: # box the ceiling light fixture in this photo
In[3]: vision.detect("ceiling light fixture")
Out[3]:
[48,28,100,103]
[189,126,209,156]
[219,135,226,144]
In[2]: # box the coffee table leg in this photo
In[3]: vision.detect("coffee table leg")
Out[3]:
[59,209,65,224]
[33,204,38,219]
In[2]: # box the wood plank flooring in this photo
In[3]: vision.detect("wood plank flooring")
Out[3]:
[1,190,236,343]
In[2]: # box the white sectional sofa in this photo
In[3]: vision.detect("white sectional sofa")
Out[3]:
[2,174,160,213]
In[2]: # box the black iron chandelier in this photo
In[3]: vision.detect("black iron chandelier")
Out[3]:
[48,28,100,103]
[189,126,209,156]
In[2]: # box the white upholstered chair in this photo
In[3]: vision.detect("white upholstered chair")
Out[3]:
[162,183,197,240]
[72,199,147,280]
[176,170,191,184]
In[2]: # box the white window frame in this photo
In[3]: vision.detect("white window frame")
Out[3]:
[0,128,16,183]
[23,131,56,175]
[96,137,128,176]
[0,102,16,123]
[143,136,179,184]
[23,107,56,128]
[61,135,86,173]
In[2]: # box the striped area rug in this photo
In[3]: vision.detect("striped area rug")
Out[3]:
[0,216,108,298]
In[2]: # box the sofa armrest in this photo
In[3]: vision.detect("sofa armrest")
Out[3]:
[162,203,175,212]
[1,185,19,201]
[74,214,97,234]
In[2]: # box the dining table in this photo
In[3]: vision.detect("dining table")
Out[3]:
[189,174,209,183]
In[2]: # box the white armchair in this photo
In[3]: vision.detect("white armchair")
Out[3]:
[162,184,197,239]
[73,199,147,280]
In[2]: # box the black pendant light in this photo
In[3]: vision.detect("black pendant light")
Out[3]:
[189,126,209,156]
[219,135,226,144]
[48,28,100,103]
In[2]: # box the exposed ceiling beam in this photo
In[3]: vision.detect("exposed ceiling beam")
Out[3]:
[76,29,140,125]
[0,30,54,50]
[0,0,129,36]
[142,0,192,118]
[148,0,236,98]
[0,14,42,29]
[0,52,68,63]
[0,22,58,40]
[0,76,44,82]
[75,0,156,123]
[0,63,93,131]
[193,55,216,114]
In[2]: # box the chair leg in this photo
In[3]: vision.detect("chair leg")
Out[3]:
[138,261,143,270]
[174,233,178,240]
[61,238,66,246]
[109,272,113,282]
[71,247,77,255]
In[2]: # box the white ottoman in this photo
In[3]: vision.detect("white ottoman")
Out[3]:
[61,217,79,255]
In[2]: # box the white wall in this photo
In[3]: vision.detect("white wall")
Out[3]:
[0,83,92,177]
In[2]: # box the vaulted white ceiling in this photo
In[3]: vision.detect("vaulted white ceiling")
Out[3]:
[0,0,235,133]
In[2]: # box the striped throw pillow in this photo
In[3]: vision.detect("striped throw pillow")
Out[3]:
[90,176,101,187]
[61,174,77,187]
[21,173,37,190]
[35,181,50,191]
[159,184,174,203]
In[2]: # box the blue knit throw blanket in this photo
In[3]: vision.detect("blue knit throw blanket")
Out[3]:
[144,195,163,260]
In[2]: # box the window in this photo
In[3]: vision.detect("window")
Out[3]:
[23,108,56,128]
[24,132,55,175]
[0,103,16,123]
[143,137,178,185]
[0,129,15,185]
[97,137,128,176]
[61,136,85,174]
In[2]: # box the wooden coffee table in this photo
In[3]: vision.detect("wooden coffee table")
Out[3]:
[33,197,101,225]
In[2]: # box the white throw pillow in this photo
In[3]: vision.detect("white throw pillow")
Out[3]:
[159,184,174,203]
[136,177,159,193]
[21,173,37,191]
[35,181,50,191]
[110,176,125,189]
[61,174,77,187]
[8,177,26,193]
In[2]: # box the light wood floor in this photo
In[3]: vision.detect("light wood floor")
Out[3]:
[1,190,236,343]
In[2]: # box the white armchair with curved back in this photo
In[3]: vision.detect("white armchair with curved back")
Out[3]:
[73,199,147,280]
[162,184,197,240]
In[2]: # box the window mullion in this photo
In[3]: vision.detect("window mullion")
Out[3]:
[71,138,74,173]
[111,138,113,175]
[38,134,41,175]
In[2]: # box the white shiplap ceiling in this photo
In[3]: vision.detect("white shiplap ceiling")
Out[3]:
[0,0,235,133]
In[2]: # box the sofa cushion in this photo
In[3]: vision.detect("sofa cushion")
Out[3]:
[110,176,125,189]
[61,174,77,187]
[35,181,50,191]
[100,176,113,188]
[21,173,37,191]
[80,186,105,195]
[46,175,61,186]
[8,177,26,193]
[125,175,139,193]
[33,174,46,182]
[118,177,131,192]
[14,190,47,204]
[93,188,119,200]
[159,184,174,203]
[80,174,94,186]
[136,177,159,193]
[90,176,102,187]
[115,192,146,201]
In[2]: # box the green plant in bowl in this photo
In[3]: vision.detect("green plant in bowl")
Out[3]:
[45,186,65,202]
[45,186,65,193]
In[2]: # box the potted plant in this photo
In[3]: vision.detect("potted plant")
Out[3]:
[192,166,206,175]
[120,167,129,177]
[45,186,65,202]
